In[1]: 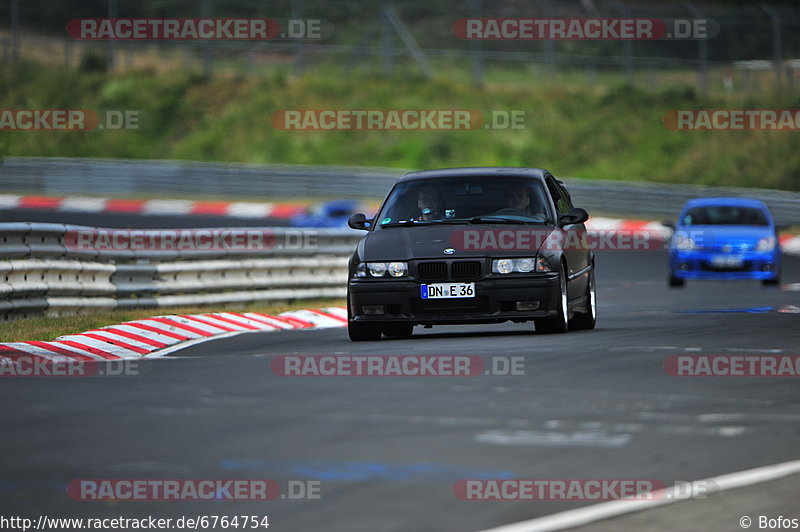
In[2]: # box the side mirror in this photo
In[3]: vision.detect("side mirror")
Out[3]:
[662,220,676,230]
[559,207,589,226]
[775,223,790,232]
[348,213,372,230]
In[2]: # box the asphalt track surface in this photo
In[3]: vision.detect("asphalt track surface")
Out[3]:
[2,247,799,530]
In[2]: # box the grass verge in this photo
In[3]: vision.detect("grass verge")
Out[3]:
[2,62,799,190]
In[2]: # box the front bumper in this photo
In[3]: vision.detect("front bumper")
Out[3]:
[348,275,560,325]
[669,250,780,280]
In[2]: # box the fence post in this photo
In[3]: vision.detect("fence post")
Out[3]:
[685,2,708,95]
[612,0,634,84]
[381,1,394,75]
[11,0,20,62]
[107,0,117,71]
[65,39,73,69]
[760,3,783,90]
[469,0,484,87]
[291,0,305,75]
[201,0,212,77]
[535,0,555,72]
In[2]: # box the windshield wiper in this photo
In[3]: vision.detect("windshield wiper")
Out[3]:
[380,219,464,227]
[468,216,544,225]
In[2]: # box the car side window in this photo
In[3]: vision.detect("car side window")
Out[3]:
[557,183,574,212]
[545,177,571,215]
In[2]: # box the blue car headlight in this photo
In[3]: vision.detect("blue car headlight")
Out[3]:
[756,237,776,252]
[673,234,696,251]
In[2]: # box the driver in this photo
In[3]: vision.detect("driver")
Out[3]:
[503,185,533,214]
[416,186,445,221]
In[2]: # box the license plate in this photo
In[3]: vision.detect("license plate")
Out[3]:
[420,283,475,299]
[711,255,744,268]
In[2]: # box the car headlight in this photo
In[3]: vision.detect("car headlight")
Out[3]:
[493,258,548,274]
[368,262,387,277]
[355,262,408,278]
[493,259,514,274]
[757,237,776,252]
[674,234,696,251]
[387,262,408,277]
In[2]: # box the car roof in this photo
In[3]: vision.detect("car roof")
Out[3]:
[682,197,769,209]
[398,167,550,182]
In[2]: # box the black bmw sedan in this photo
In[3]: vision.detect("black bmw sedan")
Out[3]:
[346,167,596,341]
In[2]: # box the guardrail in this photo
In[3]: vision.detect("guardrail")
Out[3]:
[3,157,800,224]
[0,223,360,320]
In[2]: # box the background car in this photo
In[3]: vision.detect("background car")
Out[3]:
[290,199,362,228]
[667,197,782,287]
[346,167,596,341]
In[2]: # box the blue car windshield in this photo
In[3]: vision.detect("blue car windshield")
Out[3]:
[376,177,553,227]
[682,206,768,226]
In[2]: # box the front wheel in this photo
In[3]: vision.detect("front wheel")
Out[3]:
[569,266,596,330]
[382,324,414,338]
[534,263,569,334]
[668,273,685,287]
[762,270,781,286]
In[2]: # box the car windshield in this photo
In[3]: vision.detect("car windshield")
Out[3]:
[375,176,553,227]
[682,205,768,226]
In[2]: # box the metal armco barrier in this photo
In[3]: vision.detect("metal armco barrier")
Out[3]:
[2,157,800,223]
[0,223,360,320]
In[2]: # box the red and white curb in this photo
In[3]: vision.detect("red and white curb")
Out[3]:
[0,307,348,362]
[0,194,308,219]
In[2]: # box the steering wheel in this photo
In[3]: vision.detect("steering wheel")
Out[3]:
[492,208,527,216]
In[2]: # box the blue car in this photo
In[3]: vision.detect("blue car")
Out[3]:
[290,199,361,228]
[668,198,781,287]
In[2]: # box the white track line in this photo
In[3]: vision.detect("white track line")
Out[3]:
[481,459,800,532]
[145,331,246,357]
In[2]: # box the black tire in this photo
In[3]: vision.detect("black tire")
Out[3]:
[535,263,569,334]
[382,324,414,338]
[762,270,781,286]
[348,321,382,341]
[347,298,382,341]
[569,266,596,330]
[668,273,685,287]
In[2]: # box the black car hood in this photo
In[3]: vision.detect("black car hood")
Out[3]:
[361,224,557,260]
